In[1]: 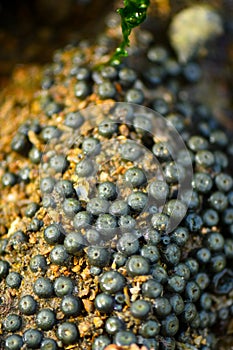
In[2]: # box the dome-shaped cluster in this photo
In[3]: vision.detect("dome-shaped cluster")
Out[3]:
[0,11,233,350]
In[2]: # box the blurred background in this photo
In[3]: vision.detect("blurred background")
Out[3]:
[0,0,233,77]
[0,0,113,78]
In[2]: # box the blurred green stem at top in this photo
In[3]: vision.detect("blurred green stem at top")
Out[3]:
[110,0,150,65]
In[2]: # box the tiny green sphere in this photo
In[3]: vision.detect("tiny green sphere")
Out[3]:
[64,232,85,255]
[124,167,147,187]
[73,211,93,229]
[49,245,70,266]
[154,297,172,317]
[94,293,114,313]
[205,232,224,251]
[169,294,185,315]
[82,137,101,156]
[97,181,117,200]
[3,314,22,332]
[127,191,148,212]
[86,197,109,216]
[0,260,10,279]
[63,198,82,217]
[185,281,201,302]
[5,335,23,350]
[49,154,69,173]
[33,277,54,298]
[6,272,22,289]
[60,295,82,316]
[119,141,142,161]
[141,279,163,299]
[130,299,151,319]
[141,244,160,263]
[151,264,168,284]
[116,233,139,256]
[30,254,47,273]
[41,338,58,350]
[98,118,118,136]
[2,172,18,187]
[105,316,125,335]
[97,82,116,100]
[99,271,125,294]
[167,275,186,293]
[23,329,43,349]
[114,331,137,347]
[87,246,110,267]
[161,314,179,336]
[139,319,160,338]
[109,200,129,216]
[92,335,111,350]
[18,295,37,315]
[44,224,64,245]
[126,255,150,276]
[36,308,56,331]
[148,180,169,203]
[76,159,94,177]
[64,111,84,129]
[54,276,74,297]
[57,322,79,345]
[74,81,90,99]
[181,302,197,323]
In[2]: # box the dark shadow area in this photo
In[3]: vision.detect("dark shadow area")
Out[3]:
[0,0,113,76]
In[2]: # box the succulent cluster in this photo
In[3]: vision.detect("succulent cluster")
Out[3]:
[0,10,233,350]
